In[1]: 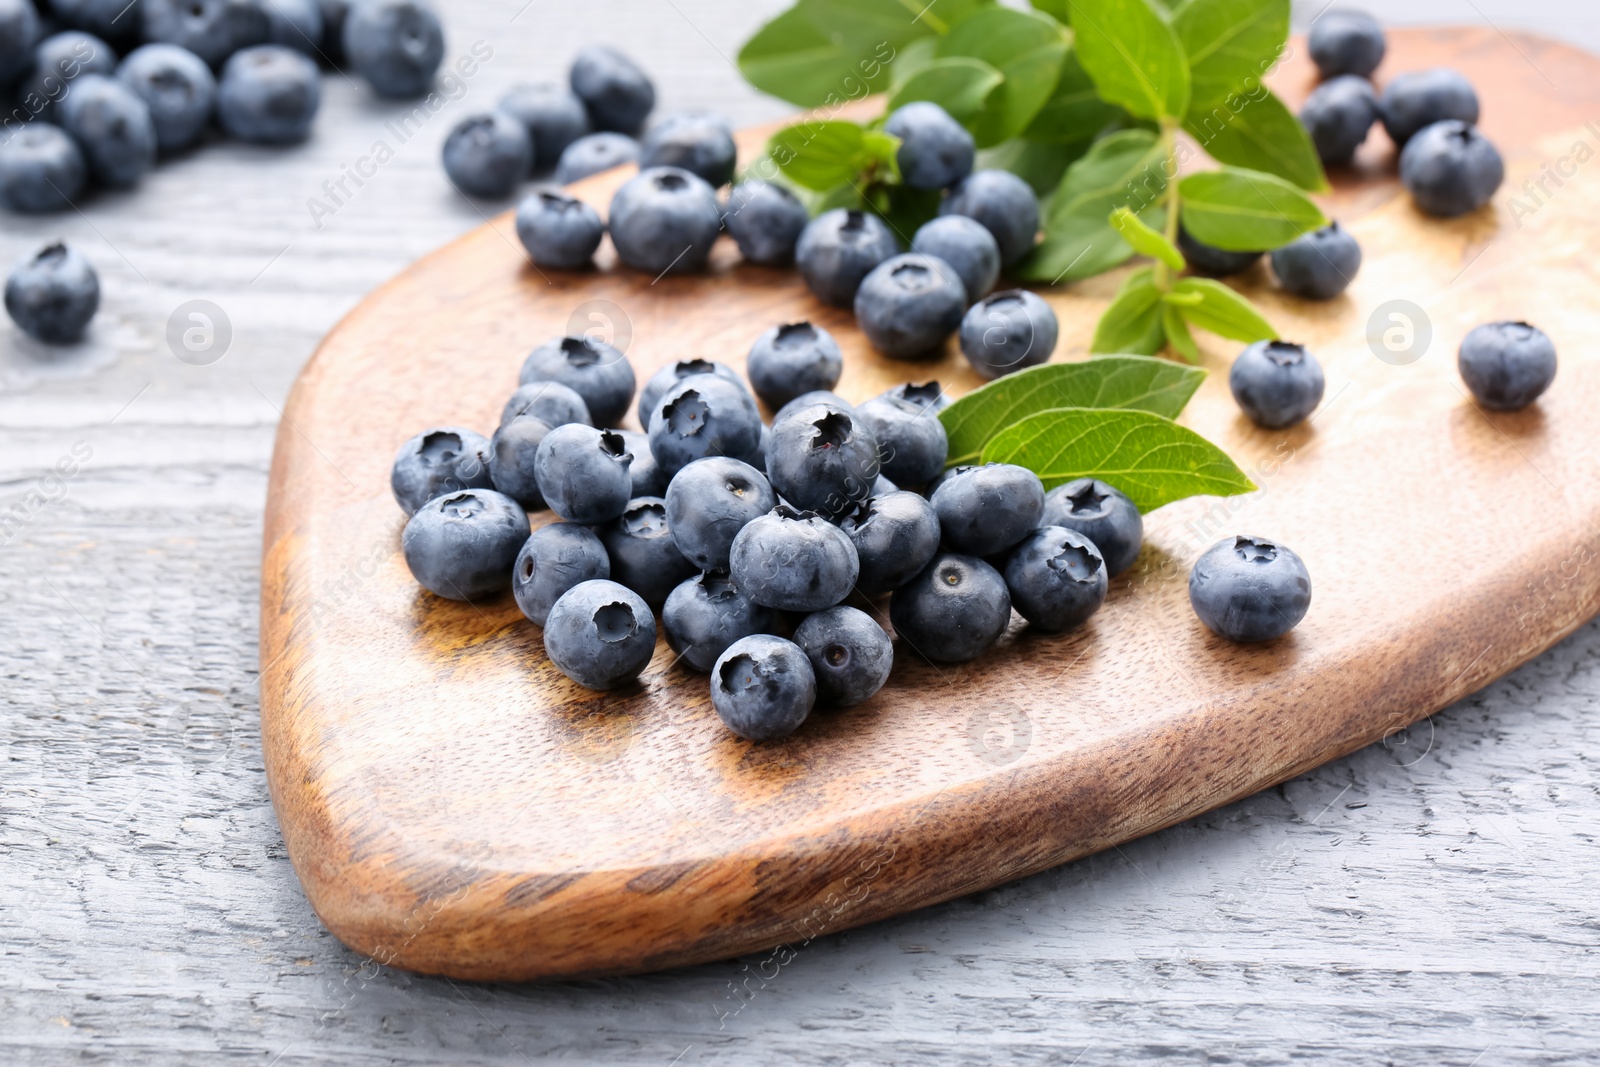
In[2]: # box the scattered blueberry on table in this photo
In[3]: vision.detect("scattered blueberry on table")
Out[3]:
[5,241,100,343]
[1229,341,1327,430]
[1457,321,1557,411]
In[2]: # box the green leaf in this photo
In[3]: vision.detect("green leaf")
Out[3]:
[1110,206,1184,270]
[936,7,1069,147]
[980,407,1256,510]
[738,3,906,108]
[1163,304,1200,361]
[1021,47,1123,144]
[888,36,939,93]
[1068,0,1190,121]
[888,56,1004,121]
[1184,87,1327,191]
[976,139,1088,198]
[1029,0,1071,21]
[1179,166,1326,251]
[940,355,1206,466]
[1091,268,1166,355]
[1167,277,1278,341]
[766,121,899,191]
[1172,0,1288,113]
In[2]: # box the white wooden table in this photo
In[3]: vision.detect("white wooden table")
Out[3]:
[3,2,1597,1063]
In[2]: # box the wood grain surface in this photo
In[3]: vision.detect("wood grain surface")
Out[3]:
[259,27,1600,982]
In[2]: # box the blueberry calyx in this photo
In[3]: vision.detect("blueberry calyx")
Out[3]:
[1233,536,1278,563]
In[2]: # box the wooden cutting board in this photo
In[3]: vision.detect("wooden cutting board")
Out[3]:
[260,28,1600,980]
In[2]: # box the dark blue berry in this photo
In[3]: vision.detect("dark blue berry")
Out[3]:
[142,0,269,69]
[0,125,88,213]
[512,522,610,627]
[890,553,1011,663]
[15,31,115,123]
[1270,222,1360,300]
[117,43,218,153]
[59,74,157,188]
[884,100,974,190]
[401,488,529,601]
[854,393,947,488]
[1189,535,1311,642]
[1308,9,1385,78]
[487,415,551,510]
[5,242,99,344]
[1300,74,1379,166]
[441,110,531,198]
[500,378,591,429]
[514,188,604,268]
[663,571,776,673]
[854,253,965,360]
[608,165,721,275]
[617,429,666,498]
[1458,321,1556,411]
[729,505,859,612]
[940,169,1039,266]
[1229,340,1325,429]
[1381,67,1478,147]
[390,426,491,514]
[1040,478,1142,578]
[1004,527,1107,632]
[647,373,764,478]
[638,358,746,427]
[342,0,442,98]
[838,490,940,597]
[745,321,842,410]
[958,288,1058,379]
[533,424,634,525]
[554,131,637,185]
[498,82,590,166]
[1178,226,1261,276]
[765,402,882,520]
[930,463,1044,557]
[217,45,320,144]
[599,496,696,608]
[265,0,323,54]
[664,456,775,572]
[519,334,636,427]
[711,634,815,741]
[911,215,998,303]
[639,110,735,187]
[543,579,657,690]
[1398,119,1503,218]
[569,45,654,134]
[0,0,41,85]
[723,180,808,266]
[795,605,892,707]
[795,208,898,308]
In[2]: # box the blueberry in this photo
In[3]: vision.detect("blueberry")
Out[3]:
[1270,221,1360,300]
[1229,340,1325,429]
[616,429,666,498]
[519,335,636,428]
[15,31,115,122]
[441,110,531,198]
[884,101,974,191]
[1381,67,1478,147]
[498,83,590,166]
[511,522,610,627]
[390,426,492,514]
[795,208,898,308]
[663,570,777,673]
[711,634,815,741]
[855,393,947,488]
[1004,527,1107,632]
[532,424,634,525]
[746,321,842,410]
[930,463,1043,557]
[723,180,808,266]
[59,74,157,189]
[940,169,1039,267]
[217,45,320,144]
[1307,9,1385,78]
[569,44,654,134]
[1398,119,1503,218]
[876,380,947,413]
[543,579,657,690]
[608,165,722,275]
[401,488,529,601]
[838,490,940,596]
[554,131,638,185]
[1177,226,1262,276]
[958,289,1058,380]
[341,0,442,98]
[639,110,735,187]
[765,402,882,520]
[1300,74,1379,166]
[794,605,892,707]
[638,358,746,427]
[265,0,323,55]
[142,0,269,69]
[647,372,764,477]
[910,215,998,303]
[1040,478,1142,578]
[0,0,39,85]
[117,44,218,153]
[487,415,551,510]
[599,496,696,607]
[513,188,604,269]
[0,125,88,213]
[5,242,98,344]
[773,389,853,427]
[500,378,591,429]
[664,456,775,571]
[1458,321,1556,411]
[729,505,859,612]
[1189,535,1311,642]
[855,253,965,360]
[889,553,1011,663]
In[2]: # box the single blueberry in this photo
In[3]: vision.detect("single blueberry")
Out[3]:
[637,358,746,427]
[341,0,443,98]
[795,208,899,308]
[511,521,610,627]
[401,488,529,601]
[876,380,947,414]
[745,321,843,411]
[663,571,776,674]
[599,496,697,608]
[729,505,859,612]
[855,393,948,488]
[838,490,941,597]
[265,0,323,55]
[500,378,591,430]
[765,402,882,520]
[0,125,88,213]
[855,253,965,360]
[647,372,764,477]
[940,169,1039,266]
[441,110,531,198]
[608,165,722,276]
[723,180,809,266]
[1004,527,1107,632]
[1398,119,1504,218]
[884,100,974,191]
[616,429,666,498]
[711,634,816,741]
[1308,9,1385,78]
[390,426,492,514]
[1270,221,1361,300]
[569,44,655,134]
[1040,478,1143,578]
[519,334,636,428]
[5,242,100,344]
[58,74,157,188]
[532,423,634,525]
[911,215,999,303]
[14,31,116,123]
[639,110,735,187]
[794,605,892,707]
[554,131,638,185]
[1381,67,1479,147]
[216,45,321,144]
[0,0,40,85]
[487,414,552,510]
[889,552,1011,663]
[515,188,604,269]
[958,288,1058,380]
[664,456,776,572]
[1229,340,1326,429]
[118,44,218,153]
[142,0,270,69]
[499,82,590,166]
[543,579,657,690]
[930,463,1044,557]
[1458,321,1556,411]
[773,389,853,427]
[1300,74,1379,166]
[1178,226,1262,277]
[1189,535,1311,642]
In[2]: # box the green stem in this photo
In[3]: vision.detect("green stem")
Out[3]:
[1154,121,1181,290]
